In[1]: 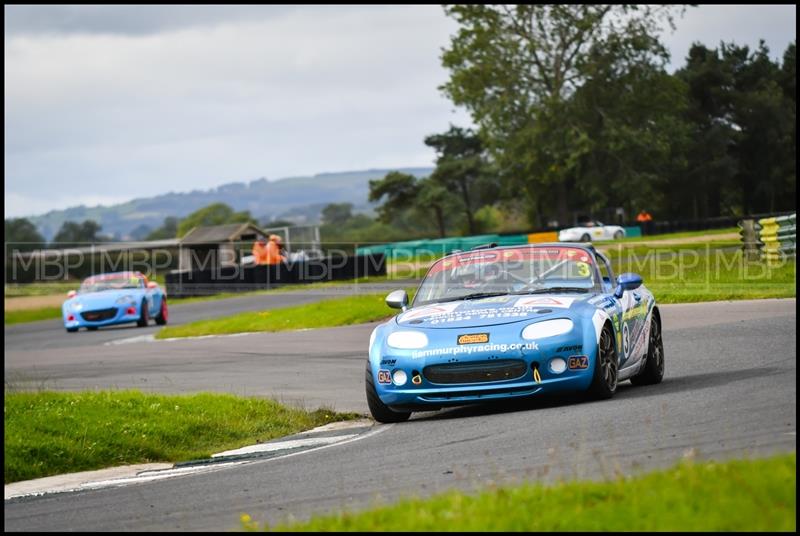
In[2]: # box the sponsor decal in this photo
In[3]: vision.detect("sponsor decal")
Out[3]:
[556,344,583,353]
[399,302,460,322]
[378,370,392,384]
[513,297,576,309]
[475,296,510,304]
[380,359,396,366]
[568,355,589,369]
[411,341,538,359]
[622,323,630,356]
[623,302,648,321]
[457,333,489,345]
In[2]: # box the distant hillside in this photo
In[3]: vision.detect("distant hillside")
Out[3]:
[27,168,433,240]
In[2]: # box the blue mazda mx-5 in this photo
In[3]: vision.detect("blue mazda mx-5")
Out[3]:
[62,271,168,332]
[366,243,664,422]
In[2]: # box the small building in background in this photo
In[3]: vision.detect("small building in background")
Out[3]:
[178,223,267,272]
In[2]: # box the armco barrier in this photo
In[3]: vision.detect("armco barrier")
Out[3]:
[165,253,386,297]
[758,213,796,262]
[527,231,558,243]
[623,226,642,238]
[739,213,796,262]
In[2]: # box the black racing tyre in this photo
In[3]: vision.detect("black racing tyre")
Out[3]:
[137,300,149,327]
[631,314,665,386]
[66,327,79,333]
[155,297,168,326]
[580,233,591,242]
[613,230,624,239]
[365,363,411,423]
[589,324,618,399]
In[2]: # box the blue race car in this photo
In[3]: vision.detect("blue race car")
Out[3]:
[366,243,664,422]
[63,271,168,332]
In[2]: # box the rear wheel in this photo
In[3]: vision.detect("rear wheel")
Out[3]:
[581,233,591,242]
[631,314,665,385]
[589,324,618,399]
[155,297,168,326]
[365,363,411,423]
[137,300,149,327]
[613,230,624,239]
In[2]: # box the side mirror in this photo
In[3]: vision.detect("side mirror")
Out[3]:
[613,272,643,299]
[147,281,158,289]
[386,290,409,311]
[67,290,77,298]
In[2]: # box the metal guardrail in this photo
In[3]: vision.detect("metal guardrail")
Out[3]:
[739,213,796,261]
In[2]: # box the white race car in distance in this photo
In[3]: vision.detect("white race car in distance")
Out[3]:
[558,221,626,242]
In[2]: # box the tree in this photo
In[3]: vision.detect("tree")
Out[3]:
[441,5,685,226]
[52,220,104,247]
[369,171,462,237]
[321,203,354,226]
[176,203,254,237]
[5,218,46,252]
[146,217,179,240]
[424,126,492,234]
[368,172,420,224]
[415,180,452,238]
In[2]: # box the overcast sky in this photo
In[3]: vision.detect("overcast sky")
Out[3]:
[4,4,796,218]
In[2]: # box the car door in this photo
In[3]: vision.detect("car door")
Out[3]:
[597,251,647,367]
[590,221,605,241]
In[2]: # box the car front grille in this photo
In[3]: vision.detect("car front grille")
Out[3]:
[423,359,528,385]
[80,308,118,322]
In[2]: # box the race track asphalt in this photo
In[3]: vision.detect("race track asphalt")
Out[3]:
[4,298,796,531]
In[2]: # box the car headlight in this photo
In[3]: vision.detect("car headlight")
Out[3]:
[387,331,428,349]
[521,319,574,340]
[70,300,82,311]
[115,295,136,305]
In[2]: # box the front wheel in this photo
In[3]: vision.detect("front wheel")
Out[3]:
[155,297,168,325]
[631,314,665,385]
[589,324,618,399]
[365,363,411,423]
[137,300,149,327]
[66,327,79,333]
[613,230,624,239]
[581,233,591,242]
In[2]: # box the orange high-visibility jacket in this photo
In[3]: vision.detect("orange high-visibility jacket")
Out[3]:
[264,240,284,265]
[252,242,270,264]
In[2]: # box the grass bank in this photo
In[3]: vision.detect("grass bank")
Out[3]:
[156,292,408,339]
[4,390,357,484]
[244,453,796,532]
[606,246,796,303]
[4,306,63,325]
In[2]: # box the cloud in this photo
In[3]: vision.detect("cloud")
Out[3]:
[5,6,470,217]
[4,5,796,218]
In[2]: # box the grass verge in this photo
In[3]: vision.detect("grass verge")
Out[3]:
[3,390,358,484]
[156,293,404,339]
[606,246,796,303]
[243,453,796,531]
[4,306,63,325]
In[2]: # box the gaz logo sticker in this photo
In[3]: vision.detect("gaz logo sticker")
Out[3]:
[378,370,392,384]
[568,356,589,369]
[457,333,489,345]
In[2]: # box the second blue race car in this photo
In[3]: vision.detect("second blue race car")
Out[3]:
[366,243,664,422]
[62,271,168,332]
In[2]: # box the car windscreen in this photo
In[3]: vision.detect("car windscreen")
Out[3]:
[79,275,142,293]
[414,247,600,306]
